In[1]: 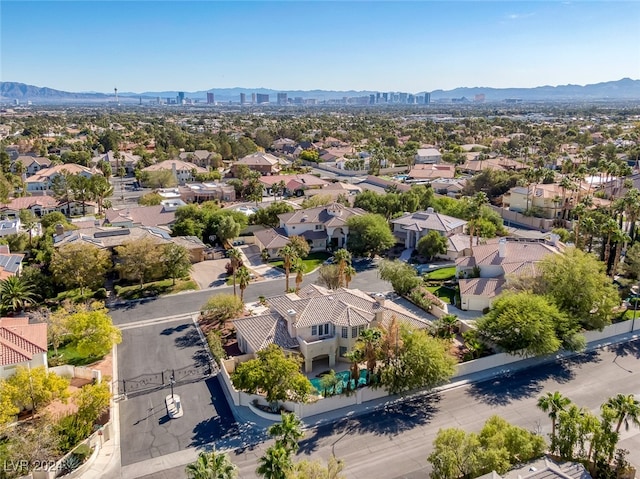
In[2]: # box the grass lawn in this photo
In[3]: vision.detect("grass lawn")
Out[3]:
[115,278,198,300]
[269,251,331,274]
[427,285,457,305]
[49,341,103,367]
[425,267,457,281]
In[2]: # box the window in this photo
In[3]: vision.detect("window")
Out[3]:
[352,326,358,338]
[339,346,347,357]
[341,327,348,339]
[315,224,323,230]
[311,325,317,336]
[320,323,330,336]
[358,325,365,335]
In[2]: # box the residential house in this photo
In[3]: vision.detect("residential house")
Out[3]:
[104,203,180,229]
[0,195,95,218]
[91,151,141,174]
[430,178,467,197]
[278,202,365,251]
[0,245,24,280]
[459,157,527,174]
[142,160,207,185]
[158,182,236,204]
[390,208,467,249]
[271,138,297,152]
[25,163,94,192]
[0,317,48,379]
[406,164,455,181]
[260,174,329,197]
[231,152,284,176]
[179,150,217,168]
[253,228,291,258]
[414,148,442,164]
[504,183,568,219]
[488,457,592,479]
[303,182,362,202]
[11,155,51,177]
[0,218,21,238]
[456,236,562,311]
[234,285,432,373]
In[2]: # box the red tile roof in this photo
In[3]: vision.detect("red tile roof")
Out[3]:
[0,318,47,366]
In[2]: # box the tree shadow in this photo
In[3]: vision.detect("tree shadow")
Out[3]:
[297,393,441,455]
[466,350,601,406]
[606,339,640,359]
[192,349,210,368]
[174,327,202,349]
[190,377,240,448]
[160,323,190,336]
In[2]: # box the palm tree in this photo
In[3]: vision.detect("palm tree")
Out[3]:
[291,257,304,292]
[334,248,351,287]
[467,192,488,253]
[237,266,251,302]
[268,412,304,454]
[227,248,242,297]
[603,393,640,433]
[537,391,571,453]
[0,276,38,313]
[186,449,238,479]
[610,229,630,278]
[358,328,382,377]
[90,175,114,215]
[256,444,292,479]
[279,245,297,293]
[344,265,356,288]
[601,218,619,268]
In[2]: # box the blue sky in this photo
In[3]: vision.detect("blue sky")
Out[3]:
[1,1,639,93]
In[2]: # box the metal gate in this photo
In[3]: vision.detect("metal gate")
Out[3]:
[119,363,214,397]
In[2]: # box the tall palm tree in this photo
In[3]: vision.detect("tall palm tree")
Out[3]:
[291,257,304,293]
[90,175,114,215]
[358,328,382,377]
[537,391,571,453]
[344,265,356,288]
[0,276,38,313]
[279,245,297,293]
[236,266,251,302]
[610,229,630,279]
[334,248,351,287]
[601,218,619,268]
[268,412,304,454]
[256,444,292,479]
[467,192,488,253]
[186,449,238,479]
[603,393,640,433]
[227,248,242,297]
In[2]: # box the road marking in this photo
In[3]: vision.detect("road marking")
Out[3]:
[119,313,199,331]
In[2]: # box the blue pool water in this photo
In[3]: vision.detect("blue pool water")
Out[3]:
[310,370,369,395]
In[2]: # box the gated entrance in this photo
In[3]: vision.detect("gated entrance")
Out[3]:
[119,363,215,397]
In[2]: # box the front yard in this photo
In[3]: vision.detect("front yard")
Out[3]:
[269,251,331,273]
[114,278,198,300]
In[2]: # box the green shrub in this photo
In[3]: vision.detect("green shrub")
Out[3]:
[93,288,107,299]
[56,414,92,453]
[73,443,92,461]
[206,330,226,365]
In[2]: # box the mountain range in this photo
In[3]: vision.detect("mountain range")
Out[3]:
[1,78,639,104]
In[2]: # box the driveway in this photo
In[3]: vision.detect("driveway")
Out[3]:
[238,245,284,280]
[190,259,229,289]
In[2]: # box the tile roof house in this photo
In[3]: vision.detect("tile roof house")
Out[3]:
[104,204,178,228]
[25,164,95,192]
[260,174,329,197]
[158,183,236,203]
[234,285,432,372]
[91,150,141,174]
[414,148,442,164]
[142,160,207,185]
[459,156,527,174]
[407,164,455,181]
[231,152,285,176]
[0,245,24,280]
[253,228,291,258]
[390,208,467,250]
[456,236,562,311]
[178,150,217,168]
[11,155,51,177]
[278,202,366,251]
[0,317,47,379]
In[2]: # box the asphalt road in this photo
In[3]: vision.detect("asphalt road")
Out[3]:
[109,262,391,325]
[139,339,640,479]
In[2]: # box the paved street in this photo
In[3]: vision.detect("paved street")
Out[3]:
[109,264,391,325]
[136,340,640,479]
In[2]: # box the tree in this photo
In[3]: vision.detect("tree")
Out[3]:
[268,412,304,454]
[50,243,111,294]
[292,257,304,292]
[65,302,122,358]
[288,236,310,259]
[428,428,482,479]
[0,380,20,424]
[417,231,448,261]
[237,265,251,302]
[316,264,341,290]
[603,394,640,433]
[139,192,163,206]
[186,449,238,479]
[537,247,620,330]
[115,238,164,288]
[232,344,312,408]
[68,174,93,216]
[477,292,583,357]
[216,215,242,244]
[139,170,178,188]
[378,259,421,296]
[89,174,113,215]
[251,202,294,228]
[228,248,242,297]
[256,444,293,479]
[279,245,297,292]
[201,293,244,323]
[75,381,111,426]
[622,242,640,280]
[288,456,346,479]
[0,275,38,313]
[19,209,38,246]
[537,391,572,454]
[163,243,192,285]
[334,248,352,287]
[4,366,69,414]
[344,264,356,288]
[346,214,395,257]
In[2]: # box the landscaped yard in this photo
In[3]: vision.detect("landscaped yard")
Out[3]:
[115,278,198,300]
[427,285,457,305]
[425,266,457,281]
[49,341,105,367]
[269,251,332,274]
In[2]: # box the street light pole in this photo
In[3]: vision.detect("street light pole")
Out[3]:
[170,373,175,400]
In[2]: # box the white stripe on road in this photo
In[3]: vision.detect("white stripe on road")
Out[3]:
[118,313,199,331]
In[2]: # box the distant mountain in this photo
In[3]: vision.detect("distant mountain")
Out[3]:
[2,78,639,104]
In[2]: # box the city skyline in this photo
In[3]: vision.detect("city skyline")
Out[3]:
[2,1,639,94]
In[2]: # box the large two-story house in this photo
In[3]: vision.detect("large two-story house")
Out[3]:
[25,164,95,192]
[233,284,432,373]
[11,155,51,177]
[390,208,467,251]
[231,152,285,176]
[142,160,207,184]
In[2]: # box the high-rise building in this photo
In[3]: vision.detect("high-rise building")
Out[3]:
[369,94,376,105]
[207,92,215,104]
[177,92,185,104]
[256,93,269,104]
[382,92,388,103]
[240,93,246,105]
[424,92,431,104]
[251,93,256,104]
[277,92,288,105]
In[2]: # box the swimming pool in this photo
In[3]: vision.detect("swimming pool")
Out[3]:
[310,370,369,396]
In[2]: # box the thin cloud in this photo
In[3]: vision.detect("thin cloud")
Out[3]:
[506,12,535,20]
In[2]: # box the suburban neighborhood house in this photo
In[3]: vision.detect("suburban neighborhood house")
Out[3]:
[0,195,94,218]
[104,202,181,228]
[25,163,94,192]
[391,208,468,250]
[157,182,236,203]
[91,150,141,174]
[178,150,217,168]
[0,317,47,379]
[11,155,51,176]
[141,159,207,184]
[0,245,24,280]
[231,152,286,176]
[414,148,442,164]
[456,236,563,311]
[259,174,329,197]
[233,284,432,373]
[406,164,455,181]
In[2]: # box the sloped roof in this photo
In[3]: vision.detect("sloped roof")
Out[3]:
[26,163,94,183]
[391,210,467,234]
[254,228,290,250]
[0,317,47,366]
[0,253,24,275]
[105,205,176,228]
[233,314,299,352]
[236,152,281,166]
[278,203,365,226]
[456,239,561,269]
[458,278,505,298]
[0,195,60,211]
[142,160,207,173]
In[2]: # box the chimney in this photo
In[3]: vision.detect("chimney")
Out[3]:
[374,293,386,307]
[426,207,435,214]
[55,223,64,236]
[0,245,9,255]
[549,233,560,247]
[498,238,507,258]
[286,309,298,338]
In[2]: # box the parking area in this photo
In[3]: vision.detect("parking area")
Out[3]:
[190,258,230,289]
[118,318,236,466]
